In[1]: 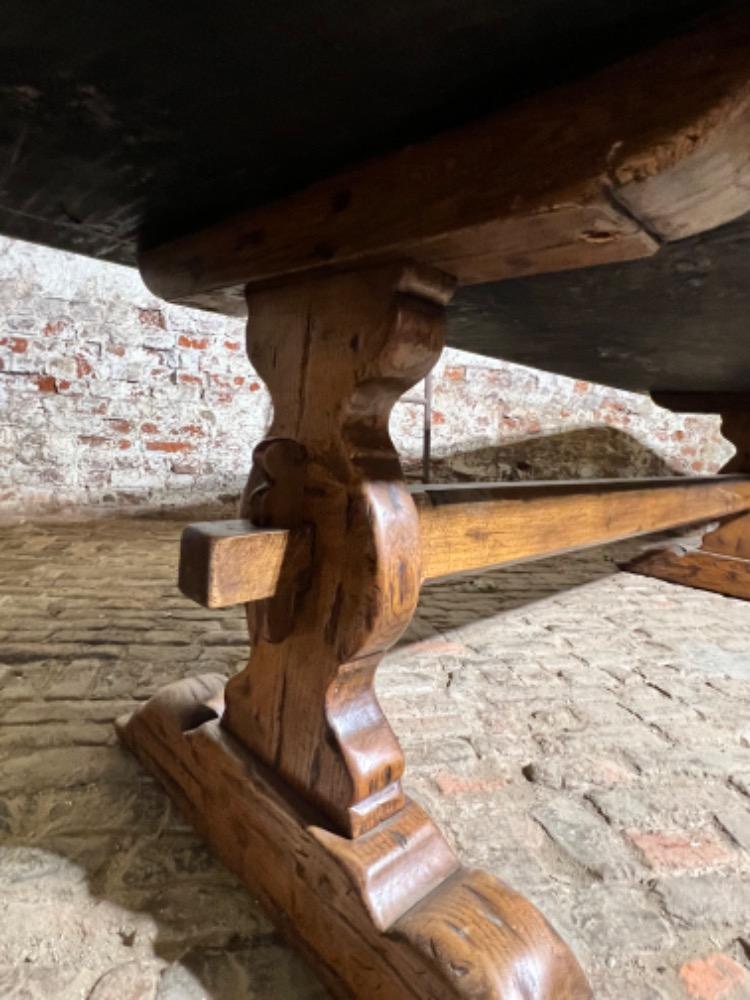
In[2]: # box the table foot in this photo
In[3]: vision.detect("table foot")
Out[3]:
[117,674,591,1000]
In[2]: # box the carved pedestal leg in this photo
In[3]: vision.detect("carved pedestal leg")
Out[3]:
[118,263,590,999]
[628,401,750,598]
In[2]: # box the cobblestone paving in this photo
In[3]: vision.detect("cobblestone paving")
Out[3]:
[1,518,750,1000]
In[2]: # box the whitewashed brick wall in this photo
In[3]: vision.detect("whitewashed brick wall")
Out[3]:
[0,237,730,520]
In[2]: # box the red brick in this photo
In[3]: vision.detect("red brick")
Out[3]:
[224,340,241,351]
[574,380,590,394]
[140,422,158,434]
[679,953,749,999]
[178,334,208,350]
[42,318,69,336]
[108,343,126,357]
[178,373,202,385]
[36,375,58,393]
[435,773,509,796]
[233,376,245,386]
[179,424,204,437]
[78,435,109,447]
[108,419,132,434]
[146,441,192,453]
[443,365,465,381]
[590,758,634,785]
[75,356,93,378]
[138,308,165,329]
[118,440,132,450]
[409,638,468,655]
[10,337,28,354]
[249,381,261,392]
[626,829,734,871]
[432,410,445,425]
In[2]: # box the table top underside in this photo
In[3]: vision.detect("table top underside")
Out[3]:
[2,1,742,395]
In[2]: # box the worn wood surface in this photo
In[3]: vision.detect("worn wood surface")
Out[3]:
[2,1,721,265]
[220,263,454,837]
[126,262,594,995]
[117,674,591,1000]
[449,213,750,395]
[702,512,750,560]
[177,477,750,607]
[139,9,750,313]
[417,477,750,581]
[627,546,750,601]
[178,521,289,608]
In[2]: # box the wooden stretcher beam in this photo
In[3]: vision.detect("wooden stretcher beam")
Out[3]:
[139,9,750,315]
[179,475,750,608]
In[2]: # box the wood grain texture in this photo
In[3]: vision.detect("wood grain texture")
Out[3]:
[448,216,750,396]
[626,546,750,601]
[139,9,750,314]
[221,264,453,836]
[177,477,750,607]
[117,674,591,1000]
[178,520,289,607]
[2,0,722,265]
[701,512,750,560]
[417,477,750,581]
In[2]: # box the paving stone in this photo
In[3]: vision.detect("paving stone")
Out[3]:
[715,804,750,853]
[2,519,750,997]
[555,884,676,960]
[590,782,741,832]
[86,962,159,1000]
[655,875,750,928]
[531,796,636,880]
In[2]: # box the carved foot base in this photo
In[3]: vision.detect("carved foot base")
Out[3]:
[117,675,591,1000]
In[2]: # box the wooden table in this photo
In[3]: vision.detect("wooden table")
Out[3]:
[5,4,750,996]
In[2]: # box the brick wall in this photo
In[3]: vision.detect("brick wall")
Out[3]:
[0,236,730,520]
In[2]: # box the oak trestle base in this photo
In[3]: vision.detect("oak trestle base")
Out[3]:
[118,264,750,998]
[119,263,591,998]
[117,675,589,1000]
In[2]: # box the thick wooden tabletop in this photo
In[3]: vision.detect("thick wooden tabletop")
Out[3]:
[1,0,721,264]
[450,214,750,394]
[3,1,747,395]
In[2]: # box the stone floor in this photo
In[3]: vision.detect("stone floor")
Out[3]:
[1,518,750,1000]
